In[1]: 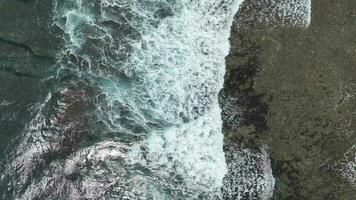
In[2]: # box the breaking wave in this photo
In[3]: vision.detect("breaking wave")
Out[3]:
[1,0,243,199]
[0,0,314,199]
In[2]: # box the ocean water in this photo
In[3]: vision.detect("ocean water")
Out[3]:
[1,0,243,199]
[0,0,316,199]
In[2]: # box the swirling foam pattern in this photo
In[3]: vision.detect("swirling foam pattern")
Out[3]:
[1,0,244,199]
[0,0,314,199]
[55,0,245,198]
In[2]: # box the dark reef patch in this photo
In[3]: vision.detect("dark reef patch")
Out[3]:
[220,29,269,150]
[224,0,356,199]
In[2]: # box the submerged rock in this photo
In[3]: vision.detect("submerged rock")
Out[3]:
[223,0,356,199]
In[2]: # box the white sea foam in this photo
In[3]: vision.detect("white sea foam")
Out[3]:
[341,145,356,187]
[236,0,312,29]
[1,0,319,199]
[51,0,245,198]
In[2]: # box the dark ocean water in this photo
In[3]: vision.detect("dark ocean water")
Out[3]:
[1,0,243,199]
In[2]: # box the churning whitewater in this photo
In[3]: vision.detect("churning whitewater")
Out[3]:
[1,0,244,199]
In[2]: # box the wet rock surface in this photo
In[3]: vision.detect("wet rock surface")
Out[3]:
[222,0,356,199]
[0,0,61,157]
[0,0,61,56]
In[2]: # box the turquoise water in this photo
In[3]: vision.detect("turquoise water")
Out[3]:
[1,0,243,199]
[0,0,322,199]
